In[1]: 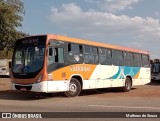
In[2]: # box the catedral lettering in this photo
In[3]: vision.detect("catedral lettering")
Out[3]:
[10,34,150,97]
[70,66,91,72]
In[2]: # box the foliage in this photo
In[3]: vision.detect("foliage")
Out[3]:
[0,0,28,58]
[0,0,28,48]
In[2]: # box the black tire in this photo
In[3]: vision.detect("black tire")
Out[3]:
[121,77,132,92]
[64,78,81,97]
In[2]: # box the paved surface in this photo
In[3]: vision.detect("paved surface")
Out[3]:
[0,78,160,121]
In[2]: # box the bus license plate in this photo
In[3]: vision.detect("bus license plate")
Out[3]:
[20,88,27,91]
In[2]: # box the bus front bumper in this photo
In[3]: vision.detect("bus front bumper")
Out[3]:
[151,74,160,81]
[11,80,69,93]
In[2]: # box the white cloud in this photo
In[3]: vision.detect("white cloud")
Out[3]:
[84,0,97,3]
[49,3,160,58]
[99,0,140,13]
[84,0,140,13]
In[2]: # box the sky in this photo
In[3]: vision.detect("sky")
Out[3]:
[21,0,160,59]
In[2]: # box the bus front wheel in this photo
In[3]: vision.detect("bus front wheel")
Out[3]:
[121,77,132,92]
[64,78,81,97]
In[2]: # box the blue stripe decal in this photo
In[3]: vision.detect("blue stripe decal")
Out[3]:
[106,66,140,79]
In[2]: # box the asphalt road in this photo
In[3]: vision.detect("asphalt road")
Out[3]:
[0,78,160,121]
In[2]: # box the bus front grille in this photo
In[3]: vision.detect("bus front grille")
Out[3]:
[15,85,32,91]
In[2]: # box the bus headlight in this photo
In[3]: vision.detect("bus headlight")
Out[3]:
[36,75,43,83]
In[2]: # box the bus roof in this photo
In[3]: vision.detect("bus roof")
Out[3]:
[40,34,149,55]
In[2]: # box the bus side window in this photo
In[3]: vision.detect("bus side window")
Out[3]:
[48,47,55,65]
[84,46,92,64]
[92,47,99,64]
[48,47,64,65]
[124,52,133,66]
[49,48,53,56]
[134,53,142,67]
[142,54,149,67]
[68,43,82,63]
[106,49,112,65]
[112,50,123,66]
[83,46,98,64]
[99,48,106,65]
[55,48,64,63]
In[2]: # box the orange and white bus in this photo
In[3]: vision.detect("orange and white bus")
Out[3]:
[10,34,150,97]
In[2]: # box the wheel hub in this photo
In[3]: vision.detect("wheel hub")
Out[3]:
[126,81,131,90]
[69,83,77,92]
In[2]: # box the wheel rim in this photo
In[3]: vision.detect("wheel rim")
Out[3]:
[126,80,131,90]
[69,82,77,93]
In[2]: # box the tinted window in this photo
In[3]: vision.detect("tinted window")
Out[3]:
[92,47,99,64]
[84,46,91,53]
[68,43,80,54]
[68,43,83,63]
[134,53,142,67]
[55,48,64,63]
[13,45,45,73]
[92,47,98,54]
[142,54,149,67]
[99,48,106,65]
[99,48,112,65]
[153,60,160,73]
[48,47,64,65]
[112,50,123,66]
[106,49,112,65]
[84,46,98,64]
[124,52,134,66]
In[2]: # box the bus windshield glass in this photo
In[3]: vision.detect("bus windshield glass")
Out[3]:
[153,62,160,73]
[12,36,46,73]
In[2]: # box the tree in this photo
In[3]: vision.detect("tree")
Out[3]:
[0,0,28,58]
[0,0,28,48]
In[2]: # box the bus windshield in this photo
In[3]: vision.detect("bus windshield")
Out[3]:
[153,63,160,73]
[12,36,46,74]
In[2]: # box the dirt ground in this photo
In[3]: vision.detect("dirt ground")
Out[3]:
[95,82,160,98]
[0,77,160,98]
[0,77,11,91]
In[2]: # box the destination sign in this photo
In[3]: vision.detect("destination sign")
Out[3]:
[22,38,39,44]
[16,36,46,45]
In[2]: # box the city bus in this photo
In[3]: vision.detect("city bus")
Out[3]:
[0,59,11,76]
[10,34,150,97]
[151,59,160,81]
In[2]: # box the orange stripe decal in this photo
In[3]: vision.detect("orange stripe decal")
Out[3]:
[52,64,97,81]
[133,71,140,79]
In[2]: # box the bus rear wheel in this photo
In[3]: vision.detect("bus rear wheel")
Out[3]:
[121,77,132,92]
[64,78,81,97]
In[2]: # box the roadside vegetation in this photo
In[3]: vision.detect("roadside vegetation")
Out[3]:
[0,0,28,59]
